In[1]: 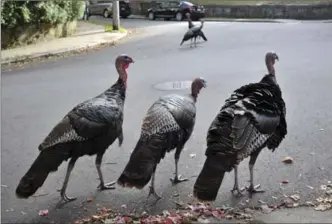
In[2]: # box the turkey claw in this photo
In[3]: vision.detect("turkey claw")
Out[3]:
[61,193,76,202]
[98,181,116,190]
[246,184,265,194]
[231,187,245,197]
[148,186,161,200]
[170,174,188,185]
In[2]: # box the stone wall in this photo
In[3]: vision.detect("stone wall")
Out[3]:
[204,3,332,19]
[132,1,332,20]
[1,21,77,50]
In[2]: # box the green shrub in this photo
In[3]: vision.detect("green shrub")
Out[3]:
[1,0,85,29]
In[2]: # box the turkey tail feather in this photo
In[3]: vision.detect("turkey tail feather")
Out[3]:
[16,146,70,198]
[193,154,226,201]
[117,139,163,189]
[199,31,207,41]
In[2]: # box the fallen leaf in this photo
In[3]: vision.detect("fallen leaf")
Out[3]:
[121,204,127,209]
[306,185,314,190]
[21,211,26,215]
[305,201,315,206]
[281,180,289,184]
[190,153,196,158]
[1,185,8,188]
[319,128,324,131]
[260,205,272,214]
[258,200,266,204]
[86,197,93,202]
[315,203,332,211]
[173,193,179,197]
[272,196,278,200]
[282,156,294,164]
[290,194,300,202]
[38,209,49,216]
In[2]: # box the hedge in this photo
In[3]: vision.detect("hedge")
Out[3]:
[1,0,85,29]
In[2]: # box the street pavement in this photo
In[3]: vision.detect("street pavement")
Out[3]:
[2,19,332,223]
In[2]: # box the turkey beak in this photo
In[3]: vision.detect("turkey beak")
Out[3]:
[202,81,207,88]
[127,57,134,64]
[275,54,279,61]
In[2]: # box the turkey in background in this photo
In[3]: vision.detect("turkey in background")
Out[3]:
[117,77,207,202]
[185,13,207,42]
[15,54,134,203]
[181,20,207,47]
[194,51,287,202]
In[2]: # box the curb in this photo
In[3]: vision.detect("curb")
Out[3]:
[1,31,128,66]
[128,15,332,23]
[128,14,283,23]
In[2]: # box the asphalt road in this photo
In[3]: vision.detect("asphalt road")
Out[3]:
[2,20,332,223]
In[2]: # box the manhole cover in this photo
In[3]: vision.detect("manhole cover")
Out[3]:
[153,81,192,91]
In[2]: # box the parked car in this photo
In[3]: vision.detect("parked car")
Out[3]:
[147,1,205,21]
[87,0,132,19]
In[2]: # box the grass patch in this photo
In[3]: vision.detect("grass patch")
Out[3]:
[192,0,331,5]
[104,24,126,33]
[86,20,127,33]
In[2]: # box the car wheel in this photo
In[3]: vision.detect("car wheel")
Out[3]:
[121,15,128,19]
[175,12,183,21]
[148,11,155,20]
[164,18,170,21]
[103,9,110,18]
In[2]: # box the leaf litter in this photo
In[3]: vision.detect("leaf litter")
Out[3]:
[72,180,332,223]
[72,203,256,224]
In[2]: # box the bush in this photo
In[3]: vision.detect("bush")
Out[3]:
[1,0,85,29]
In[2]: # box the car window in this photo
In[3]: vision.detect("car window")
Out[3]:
[180,1,193,7]
[169,1,179,7]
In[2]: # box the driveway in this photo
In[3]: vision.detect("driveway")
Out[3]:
[2,20,332,223]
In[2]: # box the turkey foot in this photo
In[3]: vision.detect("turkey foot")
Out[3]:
[231,166,244,196]
[148,186,161,200]
[98,181,116,190]
[60,191,76,202]
[170,174,188,184]
[246,184,265,194]
[231,185,245,197]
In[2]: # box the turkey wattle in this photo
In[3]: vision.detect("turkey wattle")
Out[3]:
[117,78,207,200]
[15,54,134,202]
[193,52,287,201]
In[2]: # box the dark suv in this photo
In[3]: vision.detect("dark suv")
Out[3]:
[147,1,205,21]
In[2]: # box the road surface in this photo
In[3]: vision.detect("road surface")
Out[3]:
[2,19,332,223]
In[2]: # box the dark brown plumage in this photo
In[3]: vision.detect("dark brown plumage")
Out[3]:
[15,54,134,202]
[180,20,206,47]
[193,52,287,201]
[117,78,207,200]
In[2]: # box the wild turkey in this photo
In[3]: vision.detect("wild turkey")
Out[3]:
[180,20,207,47]
[185,13,207,42]
[117,78,207,199]
[15,54,134,202]
[193,52,287,201]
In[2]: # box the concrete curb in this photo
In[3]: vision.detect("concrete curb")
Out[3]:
[128,15,283,23]
[1,31,128,65]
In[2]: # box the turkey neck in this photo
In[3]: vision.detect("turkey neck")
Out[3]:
[265,59,277,84]
[116,64,127,87]
[191,86,200,102]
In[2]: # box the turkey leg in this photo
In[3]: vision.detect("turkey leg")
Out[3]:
[96,153,116,190]
[231,166,244,196]
[60,158,77,202]
[170,146,188,184]
[246,149,265,194]
[147,170,161,200]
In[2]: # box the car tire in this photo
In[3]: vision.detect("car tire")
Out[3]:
[164,18,170,21]
[148,11,155,20]
[103,9,110,18]
[121,15,128,19]
[175,12,183,21]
